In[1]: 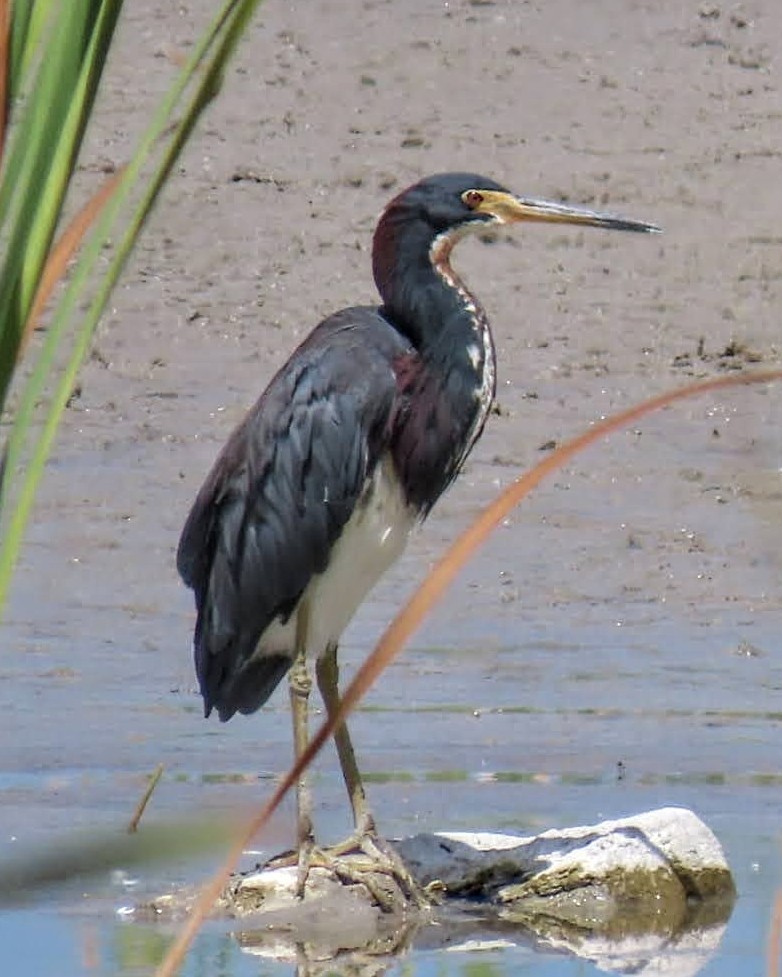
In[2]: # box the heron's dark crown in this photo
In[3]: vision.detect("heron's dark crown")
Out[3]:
[379,172,509,235]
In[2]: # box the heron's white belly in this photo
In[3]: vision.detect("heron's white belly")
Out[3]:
[261,456,415,658]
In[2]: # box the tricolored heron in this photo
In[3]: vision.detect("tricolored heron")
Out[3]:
[177,172,658,902]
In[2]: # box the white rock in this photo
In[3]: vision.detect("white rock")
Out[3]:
[396,805,733,904]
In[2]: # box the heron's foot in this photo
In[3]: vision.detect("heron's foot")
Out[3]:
[263,832,430,913]
[263,842,319,899]
[264,840,355,903]
[322,824,431,912]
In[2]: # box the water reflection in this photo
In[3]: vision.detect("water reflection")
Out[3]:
[106,904,732,977]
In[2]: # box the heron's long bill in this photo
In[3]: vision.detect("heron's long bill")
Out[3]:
[473,189,661,234]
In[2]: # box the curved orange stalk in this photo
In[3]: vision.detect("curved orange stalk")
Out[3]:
[155,367,782,977]
[19,166,125,359]
[770,890,782,977]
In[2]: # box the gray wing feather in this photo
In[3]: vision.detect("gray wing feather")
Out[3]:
[177,309,405,720]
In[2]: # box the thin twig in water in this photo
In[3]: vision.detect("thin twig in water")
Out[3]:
[127,764,164,834]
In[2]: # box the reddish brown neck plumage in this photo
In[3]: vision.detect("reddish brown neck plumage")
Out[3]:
[371,183,497,513]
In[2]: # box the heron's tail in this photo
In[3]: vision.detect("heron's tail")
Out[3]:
[212,652,292,722]
[193,602,294,722]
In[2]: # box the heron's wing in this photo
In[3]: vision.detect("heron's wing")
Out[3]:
[176,309,404,719]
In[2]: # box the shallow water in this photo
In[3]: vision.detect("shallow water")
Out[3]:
[2,544,782,975]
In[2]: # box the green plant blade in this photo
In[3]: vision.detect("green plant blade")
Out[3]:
[0,0,122,408]
[8,0,51,94]
[0,0,265,613]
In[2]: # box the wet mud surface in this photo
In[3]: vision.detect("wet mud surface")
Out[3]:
[1,1,781,974]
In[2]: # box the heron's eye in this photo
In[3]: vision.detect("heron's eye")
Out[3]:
[462,190,484,209]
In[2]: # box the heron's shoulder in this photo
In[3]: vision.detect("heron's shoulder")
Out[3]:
[295,304,412,362]
[240,306,408,420]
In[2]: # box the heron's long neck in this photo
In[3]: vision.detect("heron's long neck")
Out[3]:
[373,217,497,512]
[373,218,496,397]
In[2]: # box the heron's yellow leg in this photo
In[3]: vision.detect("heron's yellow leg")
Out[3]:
[315,642,373,833]
[288,607,315,895]
[316,642,428,908]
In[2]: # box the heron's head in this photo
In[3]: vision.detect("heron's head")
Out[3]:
[384,171,661,238]
[372,172,659,314]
